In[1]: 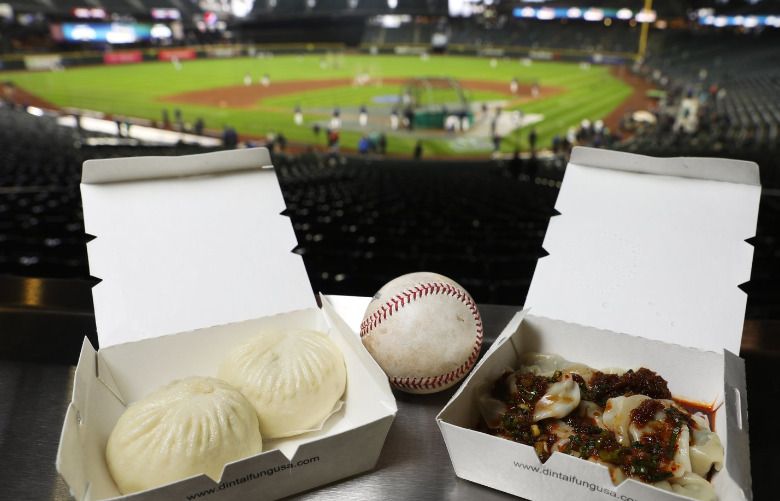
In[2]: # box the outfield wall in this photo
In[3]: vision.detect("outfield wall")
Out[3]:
[0,42,636,73]
[0,43,347,72]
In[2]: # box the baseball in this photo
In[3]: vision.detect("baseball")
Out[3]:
[360,272,483,394]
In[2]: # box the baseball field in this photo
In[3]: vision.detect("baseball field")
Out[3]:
[4,53,639,155]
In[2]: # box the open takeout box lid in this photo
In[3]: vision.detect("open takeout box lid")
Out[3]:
[525,147,761,354]
[81,148,315,347]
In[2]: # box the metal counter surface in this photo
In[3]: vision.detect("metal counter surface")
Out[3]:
[0,301,520,501]
[0,298,776,500]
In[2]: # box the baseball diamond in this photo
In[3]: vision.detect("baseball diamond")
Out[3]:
[3,54,638,156]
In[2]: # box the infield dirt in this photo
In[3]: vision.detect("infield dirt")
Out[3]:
[160,77,563,109]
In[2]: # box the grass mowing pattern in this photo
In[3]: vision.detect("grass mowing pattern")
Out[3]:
[4,54,632,156]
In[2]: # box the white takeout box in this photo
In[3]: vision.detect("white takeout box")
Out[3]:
[437,147,759,501]
[56,148,397,500]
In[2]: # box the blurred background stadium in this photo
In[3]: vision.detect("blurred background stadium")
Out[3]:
[1,0,778,337]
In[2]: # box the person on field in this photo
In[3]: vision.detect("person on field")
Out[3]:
[492,133,502,155]
[390,109,399,130]
[330,107,341,129]
[460,111,470,132]
[327,128,339,150]
[404,107,415,130]
[358,135,371,154]
[174,108,183,131]
[413,140,423,159]
[445,114,459,133]
[359,104,368,127]
[222,126,238,148]
[294,104,303,126]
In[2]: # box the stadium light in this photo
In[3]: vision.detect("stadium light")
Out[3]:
[151,8,181,20]
[151,24,173,39]
[105,24,137,44]
[536,8,555,21]
[566,7,581,19]
[519,7,535,18]
[635,9,657,23]
[583,8,604,22]
[743,16,759,28]
[230,0,255,17]
[616,8,632,20]
[70,24,97,41]
[388,0,397,9]
[73,8,107,19]
[713,16,728,27]
[697,8,714,18]
[0,3,12,20]
[376,14,409,28]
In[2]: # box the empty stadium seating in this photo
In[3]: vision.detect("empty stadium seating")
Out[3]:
[1,101,778,317]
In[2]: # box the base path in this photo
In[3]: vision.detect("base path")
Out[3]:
[161,77,563,109]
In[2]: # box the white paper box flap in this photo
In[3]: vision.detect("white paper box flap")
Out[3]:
[81,148,315,347]
[526,147,760,354]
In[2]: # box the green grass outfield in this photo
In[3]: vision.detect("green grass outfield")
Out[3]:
[4,54,633,156]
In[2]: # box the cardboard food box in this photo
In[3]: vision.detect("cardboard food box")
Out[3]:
[437,147,759,501]
[56,148,397,500]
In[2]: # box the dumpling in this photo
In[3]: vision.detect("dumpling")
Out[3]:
[689,412,724,477]
[604,396,692,478]
[218,329,347,438]
[602,395,649,445]
[655,472,718,501]
[520,353,566,376]
[630,399,691,478]
[547,420,575,453]
[477,393,509,429]
[520,352,598,381]
[532,373,581,422]
[106,377,262,495]
[670,422,692,478]
[577,400,605,429]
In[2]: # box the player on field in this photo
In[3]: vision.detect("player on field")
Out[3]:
[294,104,303,126]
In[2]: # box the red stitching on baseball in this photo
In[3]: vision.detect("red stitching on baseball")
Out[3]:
[360,281,484,390]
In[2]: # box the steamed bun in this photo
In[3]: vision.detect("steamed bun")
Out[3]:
[218,329,347,438]
[106,377,262,494]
